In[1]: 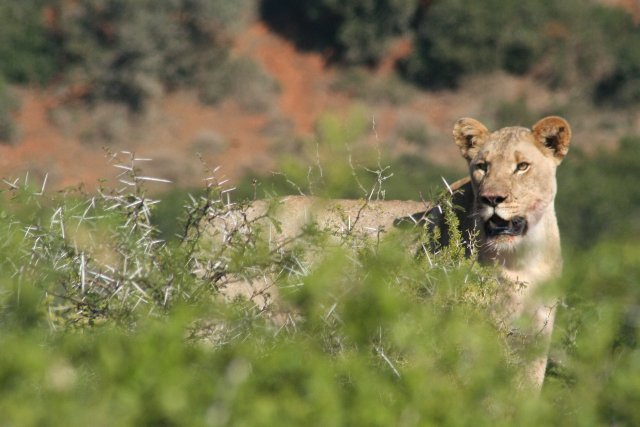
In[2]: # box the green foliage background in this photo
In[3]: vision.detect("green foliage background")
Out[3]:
[3,0,639,104]
[261,0,419,64]
[261,0,640,103]
[0,0,263,112]
[403,0,622,90]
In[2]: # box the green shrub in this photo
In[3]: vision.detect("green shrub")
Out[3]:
[394,116,432,147]
[403,0,512,88]
[328,0,420,64]
[1,144,640,425]
[557,137,640,248]
[330,68,414,105]
[261,0,419,65]
[594,13,640,107]
[37,0,256,110]
[403,0,619,90]
[0,1,272,112]
[231,106,459,202]
[0,79,19,144]
[550,240,640,425]
[0,1,57,84]
[2,165,640,424]
[0,154,198,326]
[199,56,279,113]
[0,166,517,425]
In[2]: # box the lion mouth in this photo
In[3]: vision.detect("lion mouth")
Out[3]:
[484,215,527,237]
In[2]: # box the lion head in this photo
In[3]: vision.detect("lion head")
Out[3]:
[453,116,572,252]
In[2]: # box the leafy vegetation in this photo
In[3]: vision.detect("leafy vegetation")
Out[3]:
[261,0,640,108]
[593,13,640,107]
[1,0,639,128]
[0,1,57,84]
[557,137,640,248]
[52,0,257,110]
[230,106,457,205]
[1,143,640,425]
[403,0,620,91]
[0,78,18,144]
[198,57,279,113]
[260,0,419,64]
[0,0,261,111]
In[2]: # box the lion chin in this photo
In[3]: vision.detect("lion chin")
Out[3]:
[484,233,521,252]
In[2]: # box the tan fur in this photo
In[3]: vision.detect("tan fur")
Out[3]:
[453,115,571,388]
[243,196,429,243]
[200,196,430,309]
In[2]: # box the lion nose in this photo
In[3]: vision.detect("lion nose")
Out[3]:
[480,194,507,207]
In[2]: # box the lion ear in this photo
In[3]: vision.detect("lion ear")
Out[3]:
[453,118,489,162]
[532,116,571,163]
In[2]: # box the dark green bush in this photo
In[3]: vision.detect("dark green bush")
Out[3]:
[0,79,18,144]
[594,14,640,107]
[51,0,254,110]
[402,0,619,90]
[557,137,640,248]
[0,0,255,111]
[261,0,419,65]
[0,1,57,84]
[328,0,419,64]
[403,0,512,88]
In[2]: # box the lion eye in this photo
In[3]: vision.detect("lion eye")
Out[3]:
[516,162,530,172]
[475,162,488,172]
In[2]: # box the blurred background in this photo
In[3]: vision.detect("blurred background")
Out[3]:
[3,3,640,423]
[1,0,639,246]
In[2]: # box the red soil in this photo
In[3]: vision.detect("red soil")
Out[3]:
[235,22,337,136]
[0,89,108,188]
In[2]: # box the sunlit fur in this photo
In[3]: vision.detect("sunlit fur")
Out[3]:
[454,116,571,389]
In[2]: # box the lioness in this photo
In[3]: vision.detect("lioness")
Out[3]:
[202,116,571,388]
[451,115,571,387]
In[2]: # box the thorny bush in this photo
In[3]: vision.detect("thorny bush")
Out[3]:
[3,154,640,425]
